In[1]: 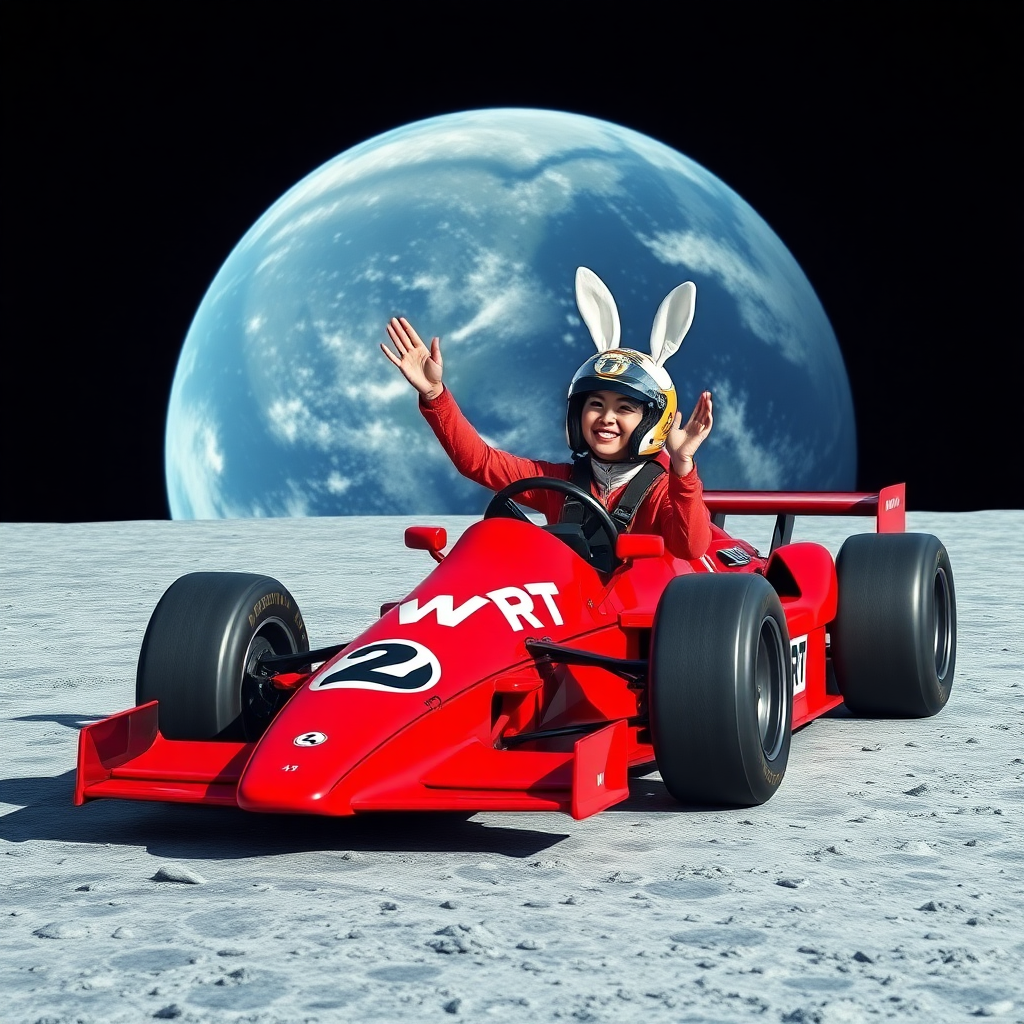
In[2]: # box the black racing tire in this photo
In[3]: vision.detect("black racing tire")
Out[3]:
[831,533,955,717]
[136,572,309,741]
[649,573,793,807]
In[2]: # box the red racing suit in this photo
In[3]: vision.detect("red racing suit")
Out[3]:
[420,389,712,561]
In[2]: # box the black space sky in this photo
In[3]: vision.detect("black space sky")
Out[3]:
[4,8,1021,521]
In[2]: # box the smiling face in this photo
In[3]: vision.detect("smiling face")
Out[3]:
[580,390,645,462]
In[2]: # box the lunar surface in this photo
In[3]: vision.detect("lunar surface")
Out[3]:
[1,511,1022,1023]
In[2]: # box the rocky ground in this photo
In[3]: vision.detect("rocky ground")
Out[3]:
[2,511,1021,1023]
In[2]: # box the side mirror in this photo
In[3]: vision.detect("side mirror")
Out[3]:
[615,533,664,561]
[405,526,448,562]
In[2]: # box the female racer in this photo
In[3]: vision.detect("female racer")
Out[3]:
[380,271,714,561]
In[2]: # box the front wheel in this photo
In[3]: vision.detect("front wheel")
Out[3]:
[136,572,309,741]
[831,533,956,717]
[649,573,792,807]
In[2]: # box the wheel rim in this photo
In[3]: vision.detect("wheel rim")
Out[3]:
[241,617,298,739]
[933,567,953,682]
[755,616,788,761]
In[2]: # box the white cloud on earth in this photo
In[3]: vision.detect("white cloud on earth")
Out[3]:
[407,273,450,295]
[708,380,786,489]
[501,161,619,219]
[166,403,230,519]
[449,288,529,343]
[360,379,409,403]
[267,397,331,448]
[325,472,351,495]
[202,428,224,475]
[378,245,547,349]
[642,230,809,366]
[254,243,294,276]
[281,485,310,517]
[364,418,392,450]
[618,130,709,188]
[264,204,344,250]
[447,251,544,344]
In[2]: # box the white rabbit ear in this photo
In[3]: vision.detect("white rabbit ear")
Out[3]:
[649,281,696,366]
[575,267,621,353]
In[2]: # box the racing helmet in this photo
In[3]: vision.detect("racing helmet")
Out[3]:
[566,267,695,461]
[566,349,678,461]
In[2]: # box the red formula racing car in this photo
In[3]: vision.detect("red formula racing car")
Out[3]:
[75,481,956,819]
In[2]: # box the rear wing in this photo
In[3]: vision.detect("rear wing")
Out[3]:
[705,483,905,552]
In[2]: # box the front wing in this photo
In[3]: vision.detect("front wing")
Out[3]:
[75,702,631,820]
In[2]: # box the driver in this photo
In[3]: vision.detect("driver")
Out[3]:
[381,272,713,562]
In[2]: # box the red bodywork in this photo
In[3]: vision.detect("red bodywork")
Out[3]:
[76,485,905,819]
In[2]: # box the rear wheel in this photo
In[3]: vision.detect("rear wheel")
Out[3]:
[136,572,309,740]
[831,533,955,716]
[649,573,792,806]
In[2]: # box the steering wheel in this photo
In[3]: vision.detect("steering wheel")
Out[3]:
[483,477,620,569]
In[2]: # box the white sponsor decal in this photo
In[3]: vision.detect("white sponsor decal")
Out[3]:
[398,582,562,633]
[790,634,808,696]
[398,594,489,627]
[293,731,327,747]
[310,639,441,694]
[885,496,901,511]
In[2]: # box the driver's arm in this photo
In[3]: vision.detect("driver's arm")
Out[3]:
[630,465,712,560]
[419,389,570,520]
[660,467,713,560]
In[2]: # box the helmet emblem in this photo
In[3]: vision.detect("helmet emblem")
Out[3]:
[593,353,631,377]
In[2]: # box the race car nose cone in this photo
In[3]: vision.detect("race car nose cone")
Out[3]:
[236,722,358,815]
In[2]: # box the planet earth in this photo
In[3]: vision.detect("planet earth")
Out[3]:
[166,108,855,519]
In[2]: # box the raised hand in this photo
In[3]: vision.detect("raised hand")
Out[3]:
[666,390,713,477]
[381,317,444,400]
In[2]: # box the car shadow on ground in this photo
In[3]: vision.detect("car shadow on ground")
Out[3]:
[0,769,570,859]
[15,712,109,730]
[610,768,740,814]
[0,767,724,856]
